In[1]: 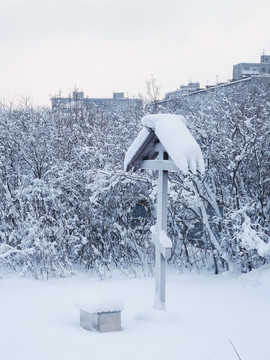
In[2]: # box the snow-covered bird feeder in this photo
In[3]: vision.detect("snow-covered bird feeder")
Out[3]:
[124,114,205,310]
[74,293,125,332]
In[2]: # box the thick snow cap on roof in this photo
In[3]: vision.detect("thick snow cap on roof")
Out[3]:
[124,114,205,174]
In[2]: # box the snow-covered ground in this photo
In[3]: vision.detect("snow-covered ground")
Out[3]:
[1,267,269,360]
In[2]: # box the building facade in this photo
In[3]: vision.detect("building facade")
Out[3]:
[165,82,200,99]
[233,55,270,80]
[51,91,142,110]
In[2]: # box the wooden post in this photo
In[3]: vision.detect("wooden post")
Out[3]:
[124,115,205,312]
[136,143,174,310]
[153,146,168,310]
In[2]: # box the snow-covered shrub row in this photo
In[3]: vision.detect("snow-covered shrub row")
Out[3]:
[0,99,152,279]
[163,79,270,273]
[0,79,269,278]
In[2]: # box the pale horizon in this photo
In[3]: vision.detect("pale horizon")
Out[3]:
[0,0,269,107]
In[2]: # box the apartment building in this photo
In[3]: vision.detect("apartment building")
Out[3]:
[233,54,270,80]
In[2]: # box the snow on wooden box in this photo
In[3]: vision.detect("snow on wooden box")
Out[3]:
[74,292,125,332]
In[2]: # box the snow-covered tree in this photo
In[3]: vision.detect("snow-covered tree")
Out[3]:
[0,78,269,278]
[162,79,270,272]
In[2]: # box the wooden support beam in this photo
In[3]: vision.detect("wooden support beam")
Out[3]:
[140,159,177,171]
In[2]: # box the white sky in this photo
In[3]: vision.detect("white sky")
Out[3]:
[0,0,269,106]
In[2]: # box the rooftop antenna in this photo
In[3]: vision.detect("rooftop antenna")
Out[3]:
[261,49,266,63]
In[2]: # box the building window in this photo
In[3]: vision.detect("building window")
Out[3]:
[244,66,250,70]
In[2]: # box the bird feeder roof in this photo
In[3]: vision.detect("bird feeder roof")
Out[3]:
[124,114,205,174]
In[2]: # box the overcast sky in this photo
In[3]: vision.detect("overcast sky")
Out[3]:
[0,0,269,106]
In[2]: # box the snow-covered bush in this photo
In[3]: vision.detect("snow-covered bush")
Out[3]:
[163,79,270,273]
[0,98,146,278]
[0,78,269,278]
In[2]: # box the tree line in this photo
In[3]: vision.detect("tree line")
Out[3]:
[0,80,269,279]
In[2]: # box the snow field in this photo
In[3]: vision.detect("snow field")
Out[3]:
[0,268,269,360]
